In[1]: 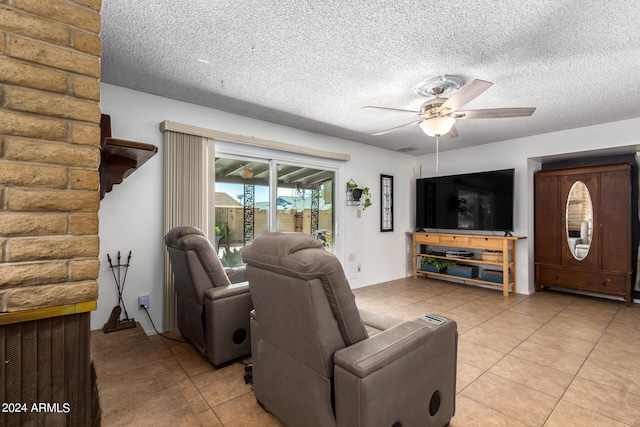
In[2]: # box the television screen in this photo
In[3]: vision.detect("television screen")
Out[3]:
[416,169,514,232]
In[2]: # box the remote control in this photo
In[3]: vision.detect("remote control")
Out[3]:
[419,314,446,326]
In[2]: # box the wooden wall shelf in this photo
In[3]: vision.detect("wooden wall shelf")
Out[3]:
[99,137,157,199]
[99,114,158,199]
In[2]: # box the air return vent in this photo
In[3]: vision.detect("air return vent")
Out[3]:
[396,147,417,153]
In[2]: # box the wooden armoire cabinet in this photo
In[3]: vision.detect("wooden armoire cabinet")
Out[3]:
[534,163,633,305]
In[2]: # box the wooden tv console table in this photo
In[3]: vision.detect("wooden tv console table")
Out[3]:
[408,232,526,297]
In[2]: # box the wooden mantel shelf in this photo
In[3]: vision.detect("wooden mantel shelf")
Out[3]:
[99,114,158,199]
[0,301,97,326]
[99,137,157,199]
[104,137,157,169]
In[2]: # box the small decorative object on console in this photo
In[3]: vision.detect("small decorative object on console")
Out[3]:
[481,250,504,262]
[445,249,474,258]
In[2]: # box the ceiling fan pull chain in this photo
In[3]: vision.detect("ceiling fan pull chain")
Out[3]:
[436,135,440,172]
[436,135,439,172]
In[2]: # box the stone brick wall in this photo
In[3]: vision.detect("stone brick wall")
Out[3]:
[0,0,102,312]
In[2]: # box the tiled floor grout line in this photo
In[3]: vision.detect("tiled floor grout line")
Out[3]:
[451,293,555,425]
[541,302,626,426]
[94,278,639,426]
[450,291,618,426]
[519,299,584,427]
[513,300,620,426]
[154,333,224,424]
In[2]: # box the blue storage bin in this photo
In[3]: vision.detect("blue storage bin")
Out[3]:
[420,264,440,273]
[447,265,478,279]
[480,269,510,283]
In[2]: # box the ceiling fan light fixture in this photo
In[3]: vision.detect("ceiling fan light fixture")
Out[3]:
[420,116,456,137]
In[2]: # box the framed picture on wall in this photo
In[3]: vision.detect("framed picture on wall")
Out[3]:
[380,174,393,232]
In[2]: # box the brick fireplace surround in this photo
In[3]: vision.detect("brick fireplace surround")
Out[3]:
[0,1,102,425]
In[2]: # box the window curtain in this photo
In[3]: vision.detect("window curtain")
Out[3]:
[162,130,215,331]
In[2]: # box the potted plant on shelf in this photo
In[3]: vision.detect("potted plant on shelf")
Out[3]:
[420,256,456,274]
[346,180,372,210]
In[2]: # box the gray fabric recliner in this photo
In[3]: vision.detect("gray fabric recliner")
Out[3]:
[242,232,457,427]
[164,226,252,367]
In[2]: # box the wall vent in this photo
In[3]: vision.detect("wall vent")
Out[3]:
[396,147,417,153]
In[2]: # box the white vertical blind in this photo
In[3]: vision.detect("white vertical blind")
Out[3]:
[162,130,214,330]
[160,121,348,331]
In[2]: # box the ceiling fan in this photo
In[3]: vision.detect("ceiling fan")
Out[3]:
[363,76,536,139]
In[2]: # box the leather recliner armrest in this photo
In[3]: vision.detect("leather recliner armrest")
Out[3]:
[333,317,457,426]
[204,281,250,301]
[333,320,434,377]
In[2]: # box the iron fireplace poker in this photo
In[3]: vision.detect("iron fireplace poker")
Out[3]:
[103,250,137,333]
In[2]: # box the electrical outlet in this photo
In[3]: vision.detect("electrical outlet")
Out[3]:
[138,295,150,309]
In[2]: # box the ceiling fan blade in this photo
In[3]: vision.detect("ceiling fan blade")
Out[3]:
[444,124,459,138]
[455,107,536,119]
[362,106,420,114]
[439,79,493,113]
[372,120,423,136]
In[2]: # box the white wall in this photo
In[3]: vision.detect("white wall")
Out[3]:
[95,83,417,333]
[416,118,640,296]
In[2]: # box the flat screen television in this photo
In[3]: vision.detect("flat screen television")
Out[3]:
[416,169,515,233]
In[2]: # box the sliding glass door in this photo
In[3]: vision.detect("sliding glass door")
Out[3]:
[275,163,334,249]
[214,156,269,266]
[214,156,335,266]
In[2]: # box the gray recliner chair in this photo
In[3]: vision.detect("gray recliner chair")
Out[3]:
[164,226,252,367]
[242,232,457,427]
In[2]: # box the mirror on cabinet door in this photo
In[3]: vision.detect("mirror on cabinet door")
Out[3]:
[565,181,593,261]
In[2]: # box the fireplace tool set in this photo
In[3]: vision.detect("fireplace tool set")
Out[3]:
[103,250,137,333]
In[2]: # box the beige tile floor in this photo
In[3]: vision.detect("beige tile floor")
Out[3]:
[92,277,640,426]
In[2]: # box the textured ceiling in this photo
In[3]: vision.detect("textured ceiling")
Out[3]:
[101,0,640,156]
